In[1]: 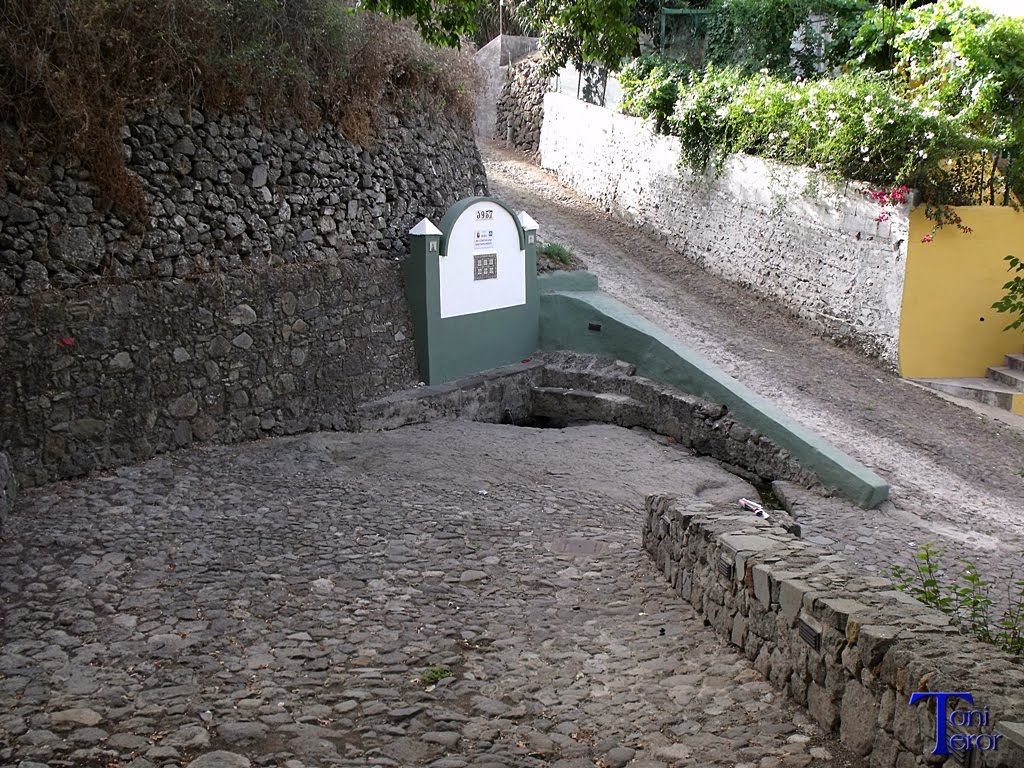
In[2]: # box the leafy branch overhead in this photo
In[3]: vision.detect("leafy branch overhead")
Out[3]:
[516,0,638,75]
[357,0,489,47]
[366,0,639,75]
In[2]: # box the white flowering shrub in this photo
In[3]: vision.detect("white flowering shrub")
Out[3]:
[668,67,991,196]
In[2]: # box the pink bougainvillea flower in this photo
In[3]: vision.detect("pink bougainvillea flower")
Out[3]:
[921,234,934,243]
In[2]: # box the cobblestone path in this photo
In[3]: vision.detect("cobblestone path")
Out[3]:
[1,422,866,768]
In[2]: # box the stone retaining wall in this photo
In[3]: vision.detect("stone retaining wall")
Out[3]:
[539,92,910,368]
[1,105,487,487]
[534,352,820,494]
[473,35,539,139]
[357,353,818,505]
[643,493,1024,768]
[0,451,15,529]
[495,54,547,154]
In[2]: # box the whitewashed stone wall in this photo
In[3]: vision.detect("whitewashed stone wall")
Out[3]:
[539,93,911,367]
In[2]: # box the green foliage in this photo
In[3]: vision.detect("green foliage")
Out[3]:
[705,0,870,77]
[539,242,575,264]
[0,0,478,217]
[469,0,538,49]
[619,55,693,131]
[420,665,454,685]
[889,543,951,611]
[890,544,1024,656]
[669,67,993,193]
[630,0,667,48]
[615,1,1023,212]
[849,0,1024,197]
[358,0,488,47]
[992,255,1024,332]
[518,0,638,76]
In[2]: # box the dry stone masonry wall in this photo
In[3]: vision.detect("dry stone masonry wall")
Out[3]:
[495,54,547,155]
[539,93,910,368]
[0,105,487,487]
[0,452,15,530]
[643,494,1024,768]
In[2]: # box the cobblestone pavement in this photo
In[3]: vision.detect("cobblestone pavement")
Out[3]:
[1,422,867,768]
[482,141,1024,589]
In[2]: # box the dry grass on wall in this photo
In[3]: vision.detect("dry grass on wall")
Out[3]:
[0,0,479,218]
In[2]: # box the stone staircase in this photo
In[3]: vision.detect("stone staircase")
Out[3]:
[914,353,1024,415]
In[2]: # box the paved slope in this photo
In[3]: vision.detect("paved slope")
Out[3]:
[0,422,865,768]
[483,140,1024,583]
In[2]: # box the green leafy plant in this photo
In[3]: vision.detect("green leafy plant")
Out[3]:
[619,55,692,131]
[420,664,454,685]
[669,67,994,194]
[890,544,1024,656]
[539,242,575,265]
[890,543,951,612]
[992,255,1024,332]
[613,0,1023,237]
[705,0,869,78]
[518,0,638,76]
[358,0,487,47]
[468,0,538,49]
[850,0,1024,201]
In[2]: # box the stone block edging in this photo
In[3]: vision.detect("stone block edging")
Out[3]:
[642,493,1024,767]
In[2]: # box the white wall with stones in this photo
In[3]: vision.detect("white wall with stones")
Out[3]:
[539,93,911,367]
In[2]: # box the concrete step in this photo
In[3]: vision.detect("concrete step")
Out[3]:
[988,366,1024,392]
[1006,353,1024,373]
[914,377,1024,415]
[530,386,646,427]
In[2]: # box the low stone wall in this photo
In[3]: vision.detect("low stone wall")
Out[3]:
[534,353,820,494]
[357,353,817,505]
[4,259,417,487]
[643,494,1024,768]
[495,54,547,154]
[1,105,487,487]
[539,92,910,368]
[0,451,15,529]
[356,360,544,431]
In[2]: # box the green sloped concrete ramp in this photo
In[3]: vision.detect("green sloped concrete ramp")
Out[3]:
[539,279,889,509]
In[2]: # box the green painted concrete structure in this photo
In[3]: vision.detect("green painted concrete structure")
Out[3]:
[404,199,889,509]
[403,197,538,385]
[537,273,889,508]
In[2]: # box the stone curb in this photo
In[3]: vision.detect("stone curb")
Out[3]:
[642,493,1024,768]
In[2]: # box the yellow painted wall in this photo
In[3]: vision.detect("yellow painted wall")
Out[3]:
[899,206,1024,379]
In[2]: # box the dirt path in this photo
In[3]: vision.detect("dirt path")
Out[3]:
[482,139,1024,584]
